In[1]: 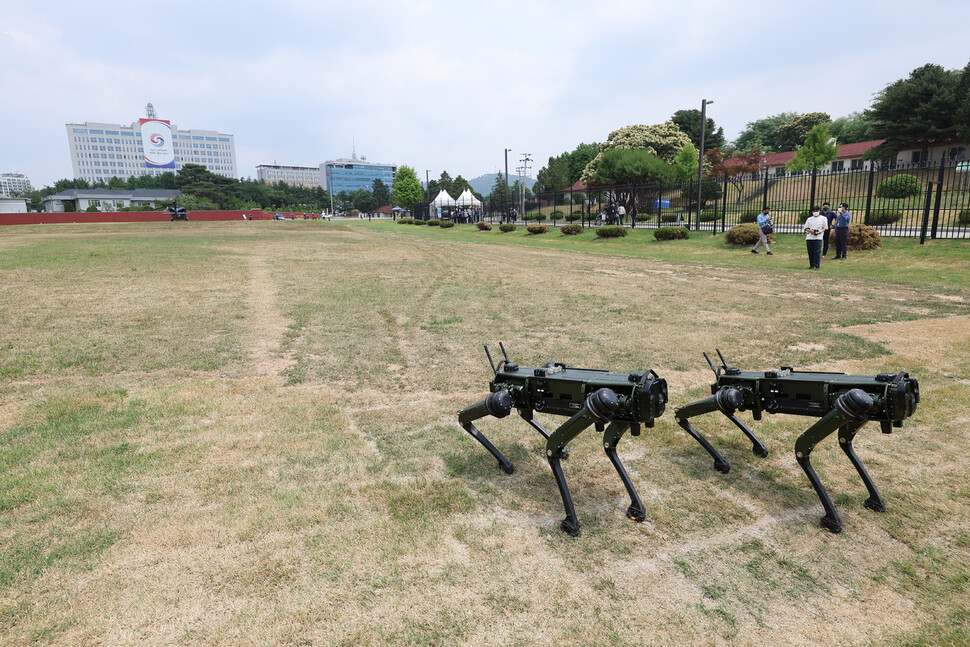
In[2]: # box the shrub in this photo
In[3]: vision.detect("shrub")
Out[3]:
[959,210,970,225]
[439,220,455,228]
[660,214,679,223]
[866,209,902,225]
[797,209,813,221]
[550,210,565,219]
[412,219,427,226]
[595,225,627,238]
[699,211,718,222]
[476,221,493,231]
[397,218,412,224]
[564,214,582,222]
[526,223,549,234]
[522,213,540,221]
[725,223,774,246]
[876,174,922,199]
[427,219,441,227]
[499,223,517,232]
[560,224,583,235]
[739,209,762,223]
[830,223,881,250]
[654,227,689,241]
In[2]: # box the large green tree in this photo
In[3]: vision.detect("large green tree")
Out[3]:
[733,112,801,152]
[957,60,970,141]
[372,178,391,206]
[866,63,962,158]
[582,122,690,183]
[391,165,423,209]
[672,142,699,183]
[670,109,726,150]
[829,111,877,144]
[535,154,571,193]
[777,112,831,151]
[787,124,838,172]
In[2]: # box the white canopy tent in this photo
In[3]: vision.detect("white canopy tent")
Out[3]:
[455,189,481,207]
[430,189,457,208]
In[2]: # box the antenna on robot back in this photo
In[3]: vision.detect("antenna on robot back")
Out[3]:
[146,102,157,119]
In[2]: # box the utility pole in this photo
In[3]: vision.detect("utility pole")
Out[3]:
[696,99,713,231]
[519,152,532,218]
[504,148,511,222]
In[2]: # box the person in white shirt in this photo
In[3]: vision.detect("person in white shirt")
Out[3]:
[804,206,829,270]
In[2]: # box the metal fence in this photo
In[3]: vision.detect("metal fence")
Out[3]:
[482,159,970,241]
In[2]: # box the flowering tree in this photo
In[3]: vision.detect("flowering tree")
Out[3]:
[581,122,691,183]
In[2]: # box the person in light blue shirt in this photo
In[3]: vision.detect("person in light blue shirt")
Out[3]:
[751,207,773,255]
[834,202,851,259]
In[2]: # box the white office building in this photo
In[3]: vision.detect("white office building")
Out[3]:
[256,164,322,188]
[0,173,33,196]
[66,105,237,184]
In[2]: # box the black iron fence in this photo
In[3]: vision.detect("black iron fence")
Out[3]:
[479,159,970,241]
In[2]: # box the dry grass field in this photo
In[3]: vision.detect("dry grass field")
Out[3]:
[1,220,968,646]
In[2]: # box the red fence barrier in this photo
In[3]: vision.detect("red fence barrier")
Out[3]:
[0,209,328,226]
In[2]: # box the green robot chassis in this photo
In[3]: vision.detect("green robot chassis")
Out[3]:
[675,350,920,533]
[458,344,668,536]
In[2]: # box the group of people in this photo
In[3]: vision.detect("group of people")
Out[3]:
[751,202,852,269]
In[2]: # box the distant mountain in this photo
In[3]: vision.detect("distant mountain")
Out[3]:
[468,173,537,197]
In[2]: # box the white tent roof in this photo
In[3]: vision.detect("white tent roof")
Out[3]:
[431,189,456,207]
[455,189,481,207]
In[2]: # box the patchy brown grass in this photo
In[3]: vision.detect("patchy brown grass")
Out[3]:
[1,220,968,646]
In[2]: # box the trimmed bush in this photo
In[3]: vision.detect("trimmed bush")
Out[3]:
[564,214,582,222]
[959,209,970,225]
[830,223,881,250]
[397,218,413,224]
[699,211,718,222]
[739,210,762,223]
[725,223,775,246]
[635,214,651,222]
[550,210,565,219]
[660,214,679,223]
[876,174,922,199]
[427,219,441,227]
[654,227,689,241]
[476,221,493,231]
[412,219,427,226]
[797,210,813,221]
[866,209,903,225]
[499,223,517,232]
[439,220,455,228]
[522,213,542,221]
[595,225,627,238]
[526,223,549,234]
[560,224,583,235]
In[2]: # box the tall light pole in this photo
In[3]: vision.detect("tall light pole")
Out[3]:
[696,99,713,231]
[425,169,431,220]
[504,148,511,222]
[519,152,532,217]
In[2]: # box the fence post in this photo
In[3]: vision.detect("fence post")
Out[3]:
[762,172,770,211]
[919,181,933,244]
[686,178,694,231]
[720,175,728,234]
[864,163,875,225]
[810,166,818,210]
[931,162,946,239]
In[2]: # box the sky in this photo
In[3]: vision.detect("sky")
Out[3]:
[2,0,969,190]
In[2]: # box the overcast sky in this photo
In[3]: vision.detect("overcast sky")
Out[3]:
[2,0,969,189]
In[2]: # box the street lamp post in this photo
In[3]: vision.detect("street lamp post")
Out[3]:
[696,99,713,232]
[504,148,511,222]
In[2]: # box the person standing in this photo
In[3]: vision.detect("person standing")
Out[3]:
[617,203,626,225]
[820,202,836,257]
[751,207,773,255]
[804,206,828,270]
[834,202,851,259]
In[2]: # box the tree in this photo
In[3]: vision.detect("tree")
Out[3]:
[672,142,699,183]
[957,60,970,141]
[593,148,675,214]
[437,171,454,196]
[707,146,764,201]
[489,171,508,214]
[829,111,877,144]
[733,112,801,152]
[390,165,423,210]
[451,174,472,197]
[566,143,598,184]
[787,124,838,172]
[535,154,571,193]
[581,122,691,182]
[776,112,831,151]
[372,178,391,206]
[671,109,726,150]
[866,63,962,159]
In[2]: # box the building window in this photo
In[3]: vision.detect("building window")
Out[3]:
[774,167,785,177]
[911,151,923,164]
[949,147,966,160]
[831,160,845,172]
[850,159,863,170]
